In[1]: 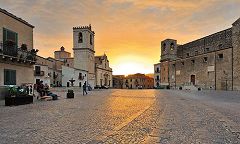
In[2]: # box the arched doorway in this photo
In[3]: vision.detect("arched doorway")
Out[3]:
[103,73,109,86]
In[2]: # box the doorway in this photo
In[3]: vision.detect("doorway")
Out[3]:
[190,75,195,85]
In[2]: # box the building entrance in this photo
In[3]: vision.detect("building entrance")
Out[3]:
[191,75,195,85]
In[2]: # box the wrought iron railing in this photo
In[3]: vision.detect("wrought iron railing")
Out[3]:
[34,71,44,76]
[0,42,37,62]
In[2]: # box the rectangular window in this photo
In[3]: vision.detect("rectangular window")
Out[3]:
[4,69,16,85]
[195,51,198,56]
[191,59,195,64]
[203,57,208,62]
[3,28,18,56]
[186,53,190,57]
[35,66,41,74]
[3,28,18,45]
[218,54,223,59]
[205,48,210,53]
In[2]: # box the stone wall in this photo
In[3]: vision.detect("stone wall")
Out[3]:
[178,28,232,59]
[159,19,240,90]
[160,61,169,85]
[168,48,233,90]
[232,18,240,90]
[154,63,160,87]
[0,86,8,100]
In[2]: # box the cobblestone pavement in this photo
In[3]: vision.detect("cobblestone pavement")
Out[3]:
[0,89,240,144]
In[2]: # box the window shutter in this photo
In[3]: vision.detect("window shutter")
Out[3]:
[3,28,6,43]
[11,70,16,85]
[4,69,16,85]
[15,33,18,48]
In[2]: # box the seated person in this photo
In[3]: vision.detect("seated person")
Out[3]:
[43,83,50,96]
[36,81,44,98]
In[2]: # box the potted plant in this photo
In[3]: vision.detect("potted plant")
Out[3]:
[20,44,27,51]
[5,85,33,106]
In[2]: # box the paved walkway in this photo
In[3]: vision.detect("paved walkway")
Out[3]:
[0,89,239,144]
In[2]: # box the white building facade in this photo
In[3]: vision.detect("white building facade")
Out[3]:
[62,65,88,87]
[95,54,113,87]
[33,64,51,86]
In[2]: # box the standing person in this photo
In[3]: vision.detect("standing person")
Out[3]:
[83,82,88,95]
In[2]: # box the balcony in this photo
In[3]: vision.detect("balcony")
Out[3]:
[155,70,160,73]
[0,42,38,64]
[34,71,45,76]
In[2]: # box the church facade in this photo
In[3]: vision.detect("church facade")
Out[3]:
[154,18,240,90]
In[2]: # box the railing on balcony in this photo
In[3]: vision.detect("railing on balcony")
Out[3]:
[0,42,37,63]
[34,71,45,76]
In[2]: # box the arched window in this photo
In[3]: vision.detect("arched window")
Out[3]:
[78,32,83,43]
[163,43,166,52]
[90,34,93,45]
[170,43,174,50]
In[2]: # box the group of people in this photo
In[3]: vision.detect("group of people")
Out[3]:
[36,81,91,97]
[36,81,50,98]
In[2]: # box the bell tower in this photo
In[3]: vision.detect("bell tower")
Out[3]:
[160,39,177,62]
[73,24,95,87]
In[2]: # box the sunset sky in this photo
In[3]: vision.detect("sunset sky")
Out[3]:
[1,0,240,75]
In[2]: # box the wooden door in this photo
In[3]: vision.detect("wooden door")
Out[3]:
[191,75,195,85]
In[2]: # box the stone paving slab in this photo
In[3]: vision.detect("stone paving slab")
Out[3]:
[0,89,240,144]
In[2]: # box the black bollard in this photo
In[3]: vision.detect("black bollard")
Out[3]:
[67,89,74,98]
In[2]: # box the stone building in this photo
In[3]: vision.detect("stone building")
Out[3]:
[34,55,64,87]
[113,75,125,89]
[54,46,71,60]
[0,8,36,98]
[155,18,240,90]
[154,63,161,87]
[123,73,154,89]
[95,54,113,87]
